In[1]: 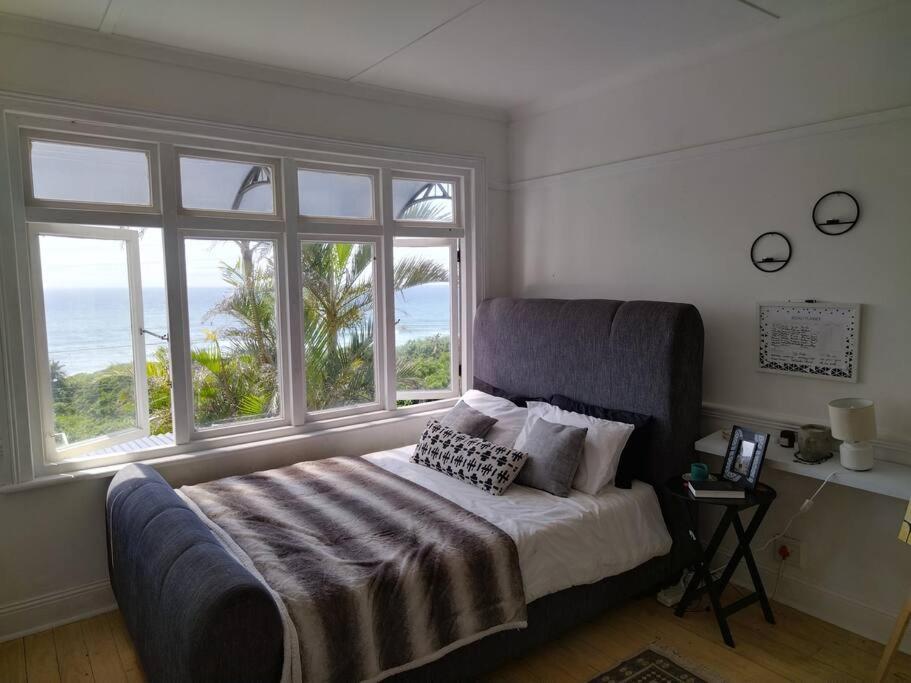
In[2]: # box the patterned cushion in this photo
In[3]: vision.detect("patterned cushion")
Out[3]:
[412,420,528,496]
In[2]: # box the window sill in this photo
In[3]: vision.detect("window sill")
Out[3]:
[0,402,453,494]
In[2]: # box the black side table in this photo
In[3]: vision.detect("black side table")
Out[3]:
[664,475,778,647]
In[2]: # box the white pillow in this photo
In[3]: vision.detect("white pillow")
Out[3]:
[515,401,634,494]
[459,389,528,448]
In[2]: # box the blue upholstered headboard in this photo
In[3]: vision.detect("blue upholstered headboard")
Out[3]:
[473,298,704,488]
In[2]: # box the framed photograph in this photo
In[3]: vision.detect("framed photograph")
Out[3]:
[757,302,860,382]
[722,426,769,490]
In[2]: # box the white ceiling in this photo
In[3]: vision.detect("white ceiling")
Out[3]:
[0,0,879,114]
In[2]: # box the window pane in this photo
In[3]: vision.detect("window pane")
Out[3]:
[301,241,376,411]
[185,239,281,428]
[298,169,374,219]
[180,156,274,213]
[30,140,151,206]
[38,227,170,458]
[393,180,454,222]
[394,241,453,397]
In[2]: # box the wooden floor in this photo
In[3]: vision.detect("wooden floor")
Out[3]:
[2,590,909,682]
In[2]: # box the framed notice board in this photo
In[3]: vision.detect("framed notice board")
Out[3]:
[757,302,860,382]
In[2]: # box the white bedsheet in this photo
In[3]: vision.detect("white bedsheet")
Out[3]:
[364,446,672,603]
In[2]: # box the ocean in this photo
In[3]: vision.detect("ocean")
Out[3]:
[45,284,451,375]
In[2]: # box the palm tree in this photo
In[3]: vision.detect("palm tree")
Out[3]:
[191,245,280,426]
[301,242,449,410]
[179,240,449,424]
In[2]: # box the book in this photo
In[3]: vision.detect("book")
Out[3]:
[687,480,745,499]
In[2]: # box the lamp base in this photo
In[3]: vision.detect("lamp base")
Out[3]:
[840,441,874,471]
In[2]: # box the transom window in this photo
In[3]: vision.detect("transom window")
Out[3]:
[298,168,375,220]
[24,132,157,210]
[177,151,279,216]
[2,113,476,483]
[393,177,457,223]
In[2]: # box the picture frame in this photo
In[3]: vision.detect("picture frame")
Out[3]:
[757,302,860,382]
[722,426,769,490]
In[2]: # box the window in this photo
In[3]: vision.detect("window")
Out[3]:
[28,137,152,207]
[301,240,378,412]
[179,155,276,214]
[184,238,282,430]
[298,169,374,220]
[3,108,477,483]
[394,239,459,401]
[30,225,169,460]
[393,179,455,223]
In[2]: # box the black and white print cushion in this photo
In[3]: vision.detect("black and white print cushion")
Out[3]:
[411,420,528,496]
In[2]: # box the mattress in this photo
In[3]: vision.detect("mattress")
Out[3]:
[364,446,672,603]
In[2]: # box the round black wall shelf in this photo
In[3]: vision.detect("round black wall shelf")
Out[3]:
[813,191,859,236]
[751,231,792,273]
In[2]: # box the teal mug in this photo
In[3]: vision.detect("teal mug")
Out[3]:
[690,463,709,481]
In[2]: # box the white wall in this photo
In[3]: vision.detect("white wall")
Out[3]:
[0,17,509,639]
[508,2,911,648]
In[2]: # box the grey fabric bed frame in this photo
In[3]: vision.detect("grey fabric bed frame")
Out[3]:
[106,297,703,682]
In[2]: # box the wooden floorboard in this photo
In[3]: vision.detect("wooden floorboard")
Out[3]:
[52,622,92,683]
[23,630,60,683]
[2,594,910,682]
[0,637,27,683]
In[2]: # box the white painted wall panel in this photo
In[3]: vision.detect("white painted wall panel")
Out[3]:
[512,118,911,437]
[0,0,108,29]
[510,2,911,183]
[507,3,911,649]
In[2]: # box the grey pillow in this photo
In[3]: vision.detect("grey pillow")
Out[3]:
[439,400,498,438]
[515,418,588,497]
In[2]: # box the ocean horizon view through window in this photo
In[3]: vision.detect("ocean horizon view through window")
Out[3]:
[2,107,479,482]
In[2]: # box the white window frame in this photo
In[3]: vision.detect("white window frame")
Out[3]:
[392,170,462,228]
[28,223,150,461]
[296,161,381,228]
[175,146,282,221]
[300,234,386,421]
[21,129,160,214]
[0,100,485,489]
[393,237,461,403]
[178,230,290,440]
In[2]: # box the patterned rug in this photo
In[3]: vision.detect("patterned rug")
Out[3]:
[589,647,721,683]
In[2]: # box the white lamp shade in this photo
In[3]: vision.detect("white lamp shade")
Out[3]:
[828,398,876,442]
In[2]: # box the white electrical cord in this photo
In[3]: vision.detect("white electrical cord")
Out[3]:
[756,471,838,552]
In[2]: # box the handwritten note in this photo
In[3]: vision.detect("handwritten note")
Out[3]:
[759,303,859,381]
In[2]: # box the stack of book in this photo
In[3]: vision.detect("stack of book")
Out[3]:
[687,479,745,499]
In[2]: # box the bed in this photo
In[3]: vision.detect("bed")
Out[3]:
[105,297,704,682]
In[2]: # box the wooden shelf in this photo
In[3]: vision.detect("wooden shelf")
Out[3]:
[696,430,911,500]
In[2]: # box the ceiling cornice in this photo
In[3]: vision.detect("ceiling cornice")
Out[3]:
[0,12,509,124]
[508,0,893,123]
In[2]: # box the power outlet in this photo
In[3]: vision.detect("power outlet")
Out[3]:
[771,536,805,568]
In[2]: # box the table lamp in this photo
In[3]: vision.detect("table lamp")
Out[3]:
[828,398,876,471]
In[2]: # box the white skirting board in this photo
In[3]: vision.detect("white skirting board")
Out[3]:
[717,549,911,654]
[0,579,115,643]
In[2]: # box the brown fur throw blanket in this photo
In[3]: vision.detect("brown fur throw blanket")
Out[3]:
[180,455,527,683]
